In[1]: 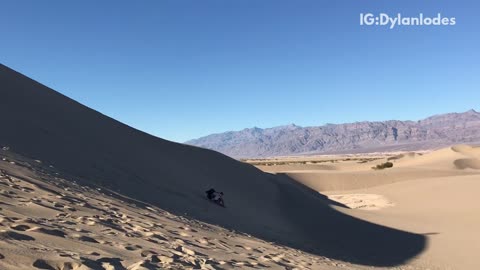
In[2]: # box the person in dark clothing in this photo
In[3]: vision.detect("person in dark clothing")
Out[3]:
[205,188,225,207]
[205,188,216,200]
[212,191,224,206]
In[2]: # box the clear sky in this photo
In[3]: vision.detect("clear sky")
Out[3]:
[1,1,479,142]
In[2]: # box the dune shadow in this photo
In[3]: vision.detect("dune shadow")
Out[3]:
[266,173,426,267]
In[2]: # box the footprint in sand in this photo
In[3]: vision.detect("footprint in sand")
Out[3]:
[182,239,210,250]
[124,244,142,251]
[229,260,257,267]
[29,227,67,238]
[53,202,76,212]
[10,224,31,231]
[83,219,97,226]
[151,232,168,241]
[103,230,118,236]
[235,244,253,251]
[74,228,91,233]
[9,184,35,193]
[76,235,100,243]
[31,198,42,203]
[175,231,191,237]
[58,251,80,259]
[178,226,198,233]
[176,245,208,257]
[127,260,158,270]
[33,259,83,270]
[194,237,210,245]
[140,250,158,258]
[9,217,23,222]
[0,230,35,241]
[0,190,19,199]
[56,212,70,218]
[152,255,174,264]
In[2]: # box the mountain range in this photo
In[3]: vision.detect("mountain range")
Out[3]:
[186,110,480,158]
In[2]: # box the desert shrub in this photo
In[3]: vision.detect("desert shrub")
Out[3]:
[372,162,394,170]
[387,154,404,161]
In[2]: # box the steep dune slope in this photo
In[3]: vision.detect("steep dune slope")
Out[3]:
[0,64,284,241]
[0,64,425,267]
[0,154,346,269]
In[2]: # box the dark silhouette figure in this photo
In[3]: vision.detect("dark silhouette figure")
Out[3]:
[205,188,216,200]
[205,188,225,207]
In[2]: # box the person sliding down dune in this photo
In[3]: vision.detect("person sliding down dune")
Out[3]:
[213,191,225,206]
[205,188,225,207]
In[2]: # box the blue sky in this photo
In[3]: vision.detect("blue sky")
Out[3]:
[1,1,478,142]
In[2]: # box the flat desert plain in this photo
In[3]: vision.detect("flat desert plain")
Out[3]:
[253,145,480,270]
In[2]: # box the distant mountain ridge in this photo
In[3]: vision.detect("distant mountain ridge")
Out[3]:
[186,110,480,158]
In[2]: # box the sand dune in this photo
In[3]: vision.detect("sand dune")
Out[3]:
[451,144,480,156]
[454,158,480,169]
[0,64,428,268]
[393,145,480,169]
[451,145,480,169]
[276,146,479,193]
[284,166,477,192]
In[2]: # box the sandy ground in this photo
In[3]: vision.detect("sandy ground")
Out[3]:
[255,145,480,270]
[0,153,358,270]
[326,194,394,211]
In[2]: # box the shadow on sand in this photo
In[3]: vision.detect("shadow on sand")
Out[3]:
[268,173,426,267]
